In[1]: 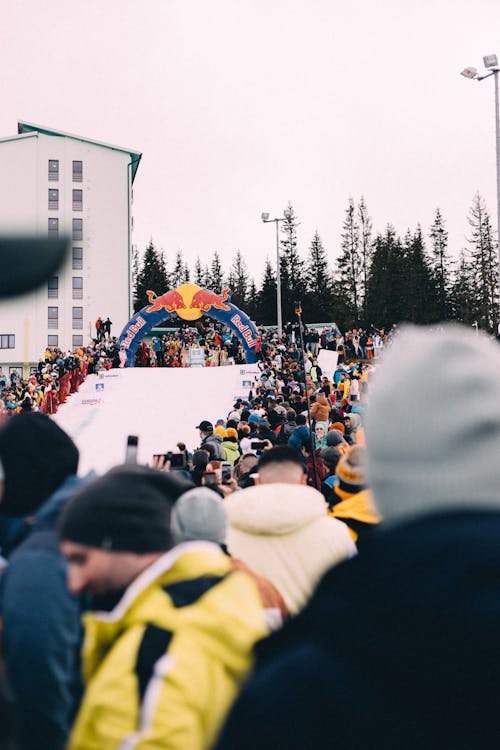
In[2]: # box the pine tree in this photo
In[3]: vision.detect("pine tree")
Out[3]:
[358,197,373,321]
[210,252,224,292]
[203,266,211,289]
[246,279,258,322]
[131,245,140,297]
[171,251,185,288]
[401,226,435,324]
[194,257,204,286]
[466,193,499,331]
[257,259,278,325]
[227,250,248,309]
[365,226,405,327]
[134,240,169,312]
[337,198,361,322]
[279,203,307,322]
[429,208,452,321]
[183,262,190,283]
[305,231,334,322]
[450,250,477,325]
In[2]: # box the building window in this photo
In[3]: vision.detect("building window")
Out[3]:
[0,335,15,349]
[48,218,59,238]
[72,218,82,241]
[48,307,59,329]
[72,160,83,182]
[72,306,83,329]
[48,159,59,181]
[72,189,83,211]
[47,335,58,347]
[48,276,58,299]
[48,188,59,210]
[72,335,83,348]
[72,247,83,270]
[72,277,83,299]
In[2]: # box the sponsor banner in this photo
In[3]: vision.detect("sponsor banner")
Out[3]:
[188,347,206,367]
[233,363,261,401]
[81,398,102,406]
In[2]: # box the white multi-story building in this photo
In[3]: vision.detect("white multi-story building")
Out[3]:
[0,121,141,374]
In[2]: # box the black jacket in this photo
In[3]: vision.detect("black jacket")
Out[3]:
[216,511,500,750]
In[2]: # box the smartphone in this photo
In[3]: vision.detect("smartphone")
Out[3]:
[220,461,233,482]
[125,435,138,464]
[168,452,187,470]
[204,472,218,488]
[251,440,266,453]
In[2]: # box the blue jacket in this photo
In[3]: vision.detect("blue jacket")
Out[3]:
[0,474,92,750]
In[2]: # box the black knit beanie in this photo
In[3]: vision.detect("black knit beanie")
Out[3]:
[59,465,194,553]
[0,413,79,517]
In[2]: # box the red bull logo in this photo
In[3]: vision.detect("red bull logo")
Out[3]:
[146,289,187,313]
[144,284,231,321]
[190,287,231,312]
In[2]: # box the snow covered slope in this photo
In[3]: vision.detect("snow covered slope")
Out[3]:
[53,366,244,476]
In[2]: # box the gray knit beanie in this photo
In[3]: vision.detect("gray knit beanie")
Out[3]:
[326,429,344,447]
[171,487,227,545]
[365,324,500,525]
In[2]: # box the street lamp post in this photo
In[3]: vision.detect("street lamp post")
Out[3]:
[261,210,290,338]
[461,54,500,320]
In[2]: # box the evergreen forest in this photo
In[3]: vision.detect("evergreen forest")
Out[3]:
[133,193,499,333]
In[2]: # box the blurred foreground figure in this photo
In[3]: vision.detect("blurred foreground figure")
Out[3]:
[59,466,269,750]
[0,414,86,750]
[216,325,500,750]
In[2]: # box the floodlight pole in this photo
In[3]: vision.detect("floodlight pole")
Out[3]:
[262,213,287,338]
[462,59,500,320]
[494,69,500,289]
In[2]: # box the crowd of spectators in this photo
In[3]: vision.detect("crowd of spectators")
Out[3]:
[5,320,500,749]
[132,317,393,368]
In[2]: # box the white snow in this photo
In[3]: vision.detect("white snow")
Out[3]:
[53,366,245,476]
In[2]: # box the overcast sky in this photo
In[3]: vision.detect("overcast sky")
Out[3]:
[3,0,500,283]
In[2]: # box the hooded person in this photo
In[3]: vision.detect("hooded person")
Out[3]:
[215,324,500,750]
[59,465,269,750]
[343,411,364,445]
[310,394,330,423]
[0,413,92,750]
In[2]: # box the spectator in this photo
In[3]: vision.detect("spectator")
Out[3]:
[0,414,91,750]
[327,447,381,546]
[196,419,224,460]
[171,487,288,627]
[224,477,355,614]
[59,465,268,750]
[215,324,500,750]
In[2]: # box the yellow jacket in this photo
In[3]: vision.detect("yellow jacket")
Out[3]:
[329,489,381,543]
[68,541,268,750]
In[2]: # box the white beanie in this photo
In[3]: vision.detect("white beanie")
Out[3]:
[365,324,500,525]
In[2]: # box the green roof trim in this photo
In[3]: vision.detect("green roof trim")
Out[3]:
[0,132,38,146]
[18,121,142,182]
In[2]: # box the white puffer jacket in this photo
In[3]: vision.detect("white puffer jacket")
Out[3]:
[225,483,356,614]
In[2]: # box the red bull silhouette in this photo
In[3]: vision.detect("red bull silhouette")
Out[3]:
[190,287,231,312]
[146,289,187,313]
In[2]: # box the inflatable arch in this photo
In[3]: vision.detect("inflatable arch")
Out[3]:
[118,283,259,367]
